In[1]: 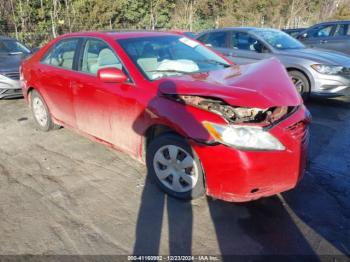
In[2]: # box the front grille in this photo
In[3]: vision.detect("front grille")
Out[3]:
[287,121,309,143]
[2,72,20,80]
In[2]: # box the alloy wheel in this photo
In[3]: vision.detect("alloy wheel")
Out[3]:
[291,76,305,94]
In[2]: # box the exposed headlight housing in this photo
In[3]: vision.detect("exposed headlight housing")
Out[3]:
[203,121,285,151]
[311,64,344,75]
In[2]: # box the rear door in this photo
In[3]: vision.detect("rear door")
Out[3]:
[38,38,81,127]
[225,31,272,64]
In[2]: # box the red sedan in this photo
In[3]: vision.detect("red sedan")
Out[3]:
[21,31,310,202]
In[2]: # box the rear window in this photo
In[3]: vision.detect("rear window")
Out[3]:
[41,39,79,70]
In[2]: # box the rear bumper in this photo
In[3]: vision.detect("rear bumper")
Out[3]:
[191,105,310,202]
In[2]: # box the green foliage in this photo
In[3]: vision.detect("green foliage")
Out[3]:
[1,0,349,46]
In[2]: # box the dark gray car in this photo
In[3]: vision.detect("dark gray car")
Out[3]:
[197,27,350,99]
[296,20,350,55]
[0,36,32,98]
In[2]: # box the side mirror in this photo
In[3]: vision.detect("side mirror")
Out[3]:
[97,67,128,83]
[298,32,308,40]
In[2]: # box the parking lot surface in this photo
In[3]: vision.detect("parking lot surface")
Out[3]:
[0,97,349,256]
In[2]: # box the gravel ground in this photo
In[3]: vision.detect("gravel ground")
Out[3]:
[0,97,349,257]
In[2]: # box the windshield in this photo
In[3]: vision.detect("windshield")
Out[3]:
[0,39,31,54]
[254,30,305,50]
[117,35,230,80]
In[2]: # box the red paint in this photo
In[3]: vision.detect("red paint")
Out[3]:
[21,31,310,202]
[98,68,128,83]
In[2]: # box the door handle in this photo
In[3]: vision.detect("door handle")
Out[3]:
[320,40,328,44]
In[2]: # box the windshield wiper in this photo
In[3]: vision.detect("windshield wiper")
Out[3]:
[195,59,231,67]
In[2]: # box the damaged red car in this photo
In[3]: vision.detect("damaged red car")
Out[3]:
[21,32,311,202]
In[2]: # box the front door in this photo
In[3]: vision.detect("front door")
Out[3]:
[300,24,336,50]
[225,31,272,65]
[71,38,144,156]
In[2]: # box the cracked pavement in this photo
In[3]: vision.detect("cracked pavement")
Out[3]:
[0,97,349,256]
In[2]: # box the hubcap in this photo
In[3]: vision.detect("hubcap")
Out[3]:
[153,145,199,193]
[291,76,304,94]
[32,97,48,127]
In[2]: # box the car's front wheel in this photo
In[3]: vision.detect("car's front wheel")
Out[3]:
[146,133,205,200]
[288,70,310,101]
[30,90,59,131]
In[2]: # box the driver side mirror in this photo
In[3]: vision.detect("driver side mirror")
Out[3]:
[97,67,128,83]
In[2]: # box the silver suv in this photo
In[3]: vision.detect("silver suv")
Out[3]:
[0,36,32,99]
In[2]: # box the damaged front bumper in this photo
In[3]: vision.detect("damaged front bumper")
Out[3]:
[191,105,310,202]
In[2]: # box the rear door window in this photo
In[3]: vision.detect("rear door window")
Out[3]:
[334,24,350,36]
[42,38,79,70]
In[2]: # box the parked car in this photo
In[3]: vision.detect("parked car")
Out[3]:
[21,32,310,202]
[197,27,350,99]
[296,20,350,55]
[0,36,33,99]
[283,28,307,37]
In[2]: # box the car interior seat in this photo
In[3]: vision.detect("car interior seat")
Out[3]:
[90,48,122,75]
[137,43,159,78]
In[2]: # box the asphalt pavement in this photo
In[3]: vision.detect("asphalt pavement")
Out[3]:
[0,97,349,257]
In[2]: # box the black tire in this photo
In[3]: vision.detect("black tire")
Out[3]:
[288,70,310,101]
[30,90,59,132]
[146,133,205,200]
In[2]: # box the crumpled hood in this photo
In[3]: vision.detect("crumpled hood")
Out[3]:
[157,58,302,108]
[278,48,350,67]
[0,53,28,73]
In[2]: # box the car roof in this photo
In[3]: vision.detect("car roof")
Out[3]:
[59,31,179,40]
[312,20,350,26]
[198,27,283,36]
[199,27,257,34]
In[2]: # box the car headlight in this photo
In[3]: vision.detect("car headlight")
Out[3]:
[311,64,344,75]
[203,121,285,151]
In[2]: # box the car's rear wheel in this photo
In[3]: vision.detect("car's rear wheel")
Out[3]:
[288,70,310,101]
[146,133,205,200]
[30,90,59,131]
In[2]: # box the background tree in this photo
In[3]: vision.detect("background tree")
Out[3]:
[1,0,349,47]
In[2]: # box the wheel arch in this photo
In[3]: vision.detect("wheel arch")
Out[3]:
[142,124,184,162]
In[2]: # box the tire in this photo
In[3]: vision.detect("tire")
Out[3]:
[146,133,205,200]
[30,90,59,132]
[288,70,310,101]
